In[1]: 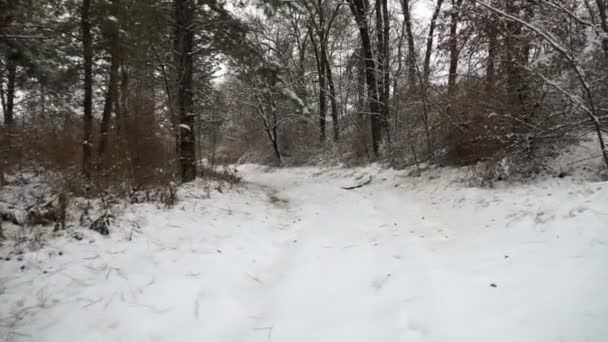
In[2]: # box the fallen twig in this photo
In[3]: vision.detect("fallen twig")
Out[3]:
[341,176,372,190]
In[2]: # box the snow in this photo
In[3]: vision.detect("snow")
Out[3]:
[1,163,608,341]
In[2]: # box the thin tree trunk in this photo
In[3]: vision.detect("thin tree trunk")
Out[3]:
[381,0,390,141]
[375,0,387,127]
[446,0,463,131]
[486,14,497,96]
[324,51,339,141]
[4,55,15,128]
[81,0,93,180]
[423,0,444,84]
[447,0,463,103]
[393,23,405,133]
[174,0,197,182]
[116,64,129,135]
[318,0,328,144]
[97,0,121,170]
[310,32,327,143]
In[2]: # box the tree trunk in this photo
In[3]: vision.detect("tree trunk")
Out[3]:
[349,0,382,156]
[81,0,93,180]
[174,0,197,182]
[311,33,327,143]
[393,22,405,133]
[375,0,387,130]
[486,14,497,96]
[0,56,15,185]
[447,0,463,103]
[324,51,339,141]
[423,0,444,84]
[97,0,121,171]
[504,0,531,119]
[117,64,129,135]
[381,0,390,140]
[401,0,417,92]
[4,54,15,128]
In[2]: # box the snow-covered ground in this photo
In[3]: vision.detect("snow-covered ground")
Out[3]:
[1,163,607,342]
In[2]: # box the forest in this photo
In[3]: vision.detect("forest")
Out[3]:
[1,0,608,341]
[1,0,607,187]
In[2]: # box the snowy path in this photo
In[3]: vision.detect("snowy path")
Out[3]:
[1,165,608,342]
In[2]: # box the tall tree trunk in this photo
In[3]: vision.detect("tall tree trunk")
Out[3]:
[354,47,370,157]
[486,14,497,96]
[447,0,463,104]
[97,0,121,171]
[401,0,417,92]
[116,64,129,135]
[372,0,390,150]
[504,0,531,119]
[310,32,327,143]
[4,54,15,128]
[81,0,93,180]
[381,0,390,139]
[174,0,196,182]
[0,54,16,185]
[423,0,444,84]
[393,23,405,133]
[375,0,387,129]
[349,0,382,156]
[324,51,339,141]
[308,0,329,144]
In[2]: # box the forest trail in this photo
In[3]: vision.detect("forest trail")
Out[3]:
[1,165,608,342]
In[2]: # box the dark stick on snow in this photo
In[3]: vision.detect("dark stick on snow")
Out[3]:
[341,176,372,190]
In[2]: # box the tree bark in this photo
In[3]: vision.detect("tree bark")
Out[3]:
[310,31,327,142]
[375,0,389,134]
[174,0,197,182]
[4,54,15,128]
[97,0,121,170]
[485,13,497,96]
[0,54,15,185]
[447,0,463,103]
[381,0,390,138]
[401,0,417,92]
[349,0,382,156]
[423,0,444,84]
[81,0,93,180]
[504,0,531,118]
[323,51,339,141]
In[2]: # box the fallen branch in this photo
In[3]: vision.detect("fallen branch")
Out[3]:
[341,175,372,190]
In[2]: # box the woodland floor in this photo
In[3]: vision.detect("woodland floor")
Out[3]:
[1,163,608,342]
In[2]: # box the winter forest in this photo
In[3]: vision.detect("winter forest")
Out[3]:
[1,0,608,341]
